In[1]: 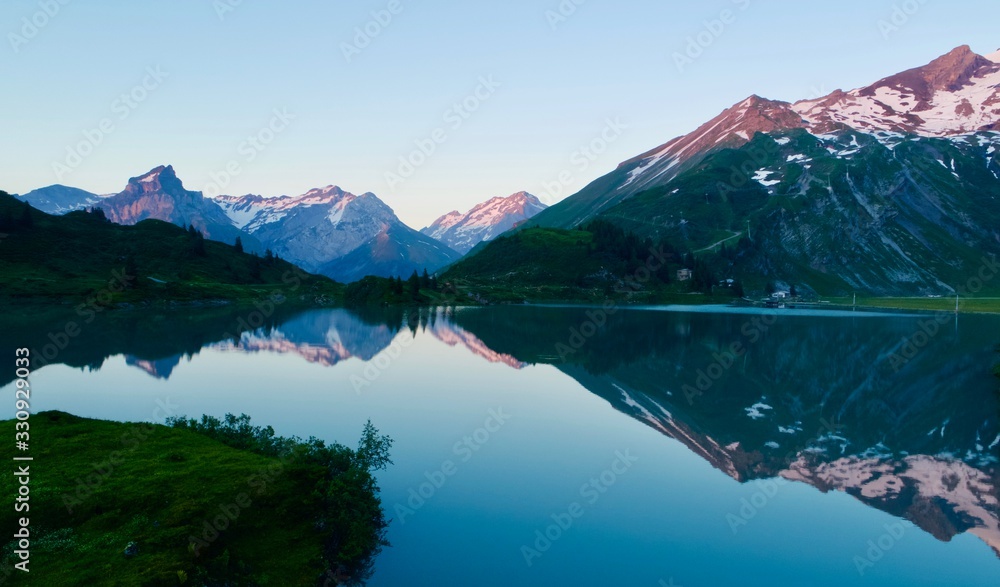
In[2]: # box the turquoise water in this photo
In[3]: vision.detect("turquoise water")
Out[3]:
[4,305,998,586]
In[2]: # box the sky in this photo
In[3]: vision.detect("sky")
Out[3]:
[2,0,999,228]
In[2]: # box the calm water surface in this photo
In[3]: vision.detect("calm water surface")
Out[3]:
[3,304,998,586]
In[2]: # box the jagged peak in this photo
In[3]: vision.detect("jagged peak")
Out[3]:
[424,210,464,232]
[859,45,998,99]
[738,94,791,109]
[789,44,1000,136]
[914,44,995,91]
[301,185,350,198]
[505,191,543,204]
[129,164,174,183]
[619,93,804,169]
[622,43,1000,172]
[123,165,186,195]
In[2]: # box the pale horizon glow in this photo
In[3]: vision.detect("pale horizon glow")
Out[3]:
[2,0,998,227]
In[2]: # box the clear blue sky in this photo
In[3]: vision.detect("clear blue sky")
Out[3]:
[3,0,998,227]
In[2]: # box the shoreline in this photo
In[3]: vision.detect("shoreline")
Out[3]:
[5,291,1000,316]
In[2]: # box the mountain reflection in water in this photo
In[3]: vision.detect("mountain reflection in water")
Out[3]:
[6,304,997,560]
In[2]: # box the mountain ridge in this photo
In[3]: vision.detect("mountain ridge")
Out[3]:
[215,184,460,281]
[17,167,461,282]
[420,191,547,254]
[514,44,1000,295]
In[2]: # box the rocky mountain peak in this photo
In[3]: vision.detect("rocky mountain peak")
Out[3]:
[921,45,990,90]
[618,95,804,172]
[123,165,185,197]
[421,191,547,254]
[793,45,1000,136]
[860,45,999,103]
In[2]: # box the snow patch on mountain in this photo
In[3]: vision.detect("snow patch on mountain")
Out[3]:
[15,185,103,214]
[781,455,1000,556]
[753,169,781,187]
[421,191,547,254]
[793,46,1000,137]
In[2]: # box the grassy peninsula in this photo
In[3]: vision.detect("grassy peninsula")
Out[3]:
[0,411,391,586]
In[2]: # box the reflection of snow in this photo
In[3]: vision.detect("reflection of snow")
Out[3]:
[745,402,773,419]
[430,321,527,369]
[216,331,353,367]
[781,455,1000,557]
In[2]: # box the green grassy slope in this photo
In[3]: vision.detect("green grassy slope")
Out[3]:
[442,222,743,303]
[0,411,390,586]
[568,131,1000,296]
[516,129,1000,297]
[0,192,342,303]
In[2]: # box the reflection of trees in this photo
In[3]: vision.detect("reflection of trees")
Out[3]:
[446,306,1000,558]
[0,305,300,386]
[450,306,998,467]
[449,306,692,374]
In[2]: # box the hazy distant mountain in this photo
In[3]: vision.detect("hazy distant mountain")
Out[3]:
[16,185,102,214]
[421,191,547,254]
[216,187,460,282]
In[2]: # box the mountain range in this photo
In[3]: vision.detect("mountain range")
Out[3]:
[13,44,1000,295]
[14,168,545,283]
[520,45,1000,295]
[211,185,459,282]
[420,191,547,254]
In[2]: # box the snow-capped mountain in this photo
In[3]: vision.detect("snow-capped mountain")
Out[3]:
[421,191,547,254]
[17,165,259,248]
[16,166,460,282]
[14,185,103,214]
[525,45,1000,295]
[216,186,396,270]
[794,45,1000,136]
[216,186,460,282]
[534,45,1000,230]
[627,45,1000,173]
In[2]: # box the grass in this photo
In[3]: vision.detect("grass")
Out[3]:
[0,411,390,586]
[441,224,745,304]
[819,296,1000,314]
[0,192,343,306]
[444,227,601,286]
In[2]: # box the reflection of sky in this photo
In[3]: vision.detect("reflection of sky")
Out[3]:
[6,310,999,586]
